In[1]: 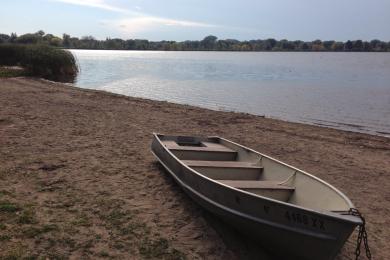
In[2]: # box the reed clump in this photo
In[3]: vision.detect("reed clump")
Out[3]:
[0,44,78,82]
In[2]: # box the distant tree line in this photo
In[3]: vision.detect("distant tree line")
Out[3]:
[1,31,389,52]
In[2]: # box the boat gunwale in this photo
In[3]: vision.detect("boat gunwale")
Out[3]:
[152,133,362,225]
[152,149,338,240]
[217,136,356,208]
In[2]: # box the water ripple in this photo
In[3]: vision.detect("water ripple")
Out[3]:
[72,50,390,137]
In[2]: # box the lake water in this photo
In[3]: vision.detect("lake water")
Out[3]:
[71,50,390,137]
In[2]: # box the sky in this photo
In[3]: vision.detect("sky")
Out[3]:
[0,0,389,41]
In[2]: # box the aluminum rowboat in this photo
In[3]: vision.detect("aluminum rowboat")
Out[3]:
[151,133,361,259]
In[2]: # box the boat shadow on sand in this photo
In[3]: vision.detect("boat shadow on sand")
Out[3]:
[154,162,274,260]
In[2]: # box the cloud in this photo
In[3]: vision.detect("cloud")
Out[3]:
[50,0,131,14]
[107,17,216,36]
[51,0,217,36]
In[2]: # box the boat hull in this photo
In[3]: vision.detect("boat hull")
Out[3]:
[151,134,360,260]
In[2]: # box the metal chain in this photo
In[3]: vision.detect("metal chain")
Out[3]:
[349,208,372,260]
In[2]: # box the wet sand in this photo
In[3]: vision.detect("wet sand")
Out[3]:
[0,77,389,259]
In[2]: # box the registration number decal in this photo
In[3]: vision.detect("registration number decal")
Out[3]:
[285,211,325,230]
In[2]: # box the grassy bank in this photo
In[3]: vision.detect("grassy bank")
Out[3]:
[0,44,78,82]
[0,66,26,77]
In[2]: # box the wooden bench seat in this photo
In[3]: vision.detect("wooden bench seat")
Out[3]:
[183,160,263,180]
[163,140,235,152]
[182,160,263,169]
[218,180,295,190]
[218,180,295,201]
[163,140,237,161]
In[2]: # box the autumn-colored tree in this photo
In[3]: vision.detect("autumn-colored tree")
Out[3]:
[0,31,388,52]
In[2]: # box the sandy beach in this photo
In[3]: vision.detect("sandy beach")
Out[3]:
[0,77,389,259]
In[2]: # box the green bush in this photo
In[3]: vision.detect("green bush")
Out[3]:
[0,44,26,65]
[0,44,78,82]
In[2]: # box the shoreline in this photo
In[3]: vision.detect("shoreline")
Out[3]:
[1,77,389,259]
[68,48,390,52]
[70,80,389,139]
[56,75,390,138]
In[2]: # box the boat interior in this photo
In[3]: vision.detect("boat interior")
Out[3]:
[159,134,352,211]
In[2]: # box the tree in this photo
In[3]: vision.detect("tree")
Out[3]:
[69,37,80,48]
[279,40,295,51]
[36,30,45,37]
[9,33,17,43]
[50,37,63,47]
[43,34,55,42]
[331,42,344,51]
[264,38,277,50]
[134,39,149,50]
[63,34,71,48]
[217,40,231,51]
[106,38,125,49]
[201,35,218,50]
[0,34,10,43]
[363,41,371,51]
[323,41,335,51]
[240,43,251,51]
[79,36,97,49]
[300,42,310,51]
[81,36,95,41]
[311,39,324,51]
[16,33,41,44]
[125,39,136,50]
[377,41,387,51]
[370,39,380,50]
[352,40,363,51]
[293,40,303,50]
[344,40,353,51]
